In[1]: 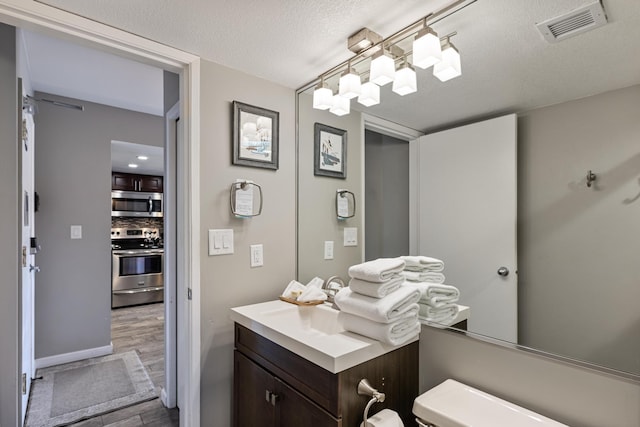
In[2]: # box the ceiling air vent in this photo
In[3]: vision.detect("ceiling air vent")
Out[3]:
[536,1,607,43]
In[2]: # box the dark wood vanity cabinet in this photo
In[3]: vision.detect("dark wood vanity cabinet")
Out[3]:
[233,324,418,427]
[112,172,163,192]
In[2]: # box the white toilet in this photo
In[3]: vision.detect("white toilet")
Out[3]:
[412,379,568,427]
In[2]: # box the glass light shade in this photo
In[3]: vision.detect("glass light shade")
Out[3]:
[313,85,333,110]
[339,68,362,99]
[413,28,442,69]
[433,42,461,82]
[329,94,350,116]
[392,66,417,96]
[370,51,396,86]
[357,81,380,107]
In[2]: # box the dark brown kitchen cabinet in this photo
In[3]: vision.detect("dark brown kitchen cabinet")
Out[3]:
[233,323,418,427]
[112,172,163,192]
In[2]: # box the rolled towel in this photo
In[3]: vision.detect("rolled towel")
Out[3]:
[402,271,445,284]
[334,286,420,323]
[407,282,460,306]
[348,276,404,298]
[339,311,420,346]
[348,258,406,283]
[418,303,459,324]
[400,255,444,272]
[297,285,328,302]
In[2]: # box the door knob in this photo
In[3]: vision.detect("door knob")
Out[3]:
[497,267,509,277]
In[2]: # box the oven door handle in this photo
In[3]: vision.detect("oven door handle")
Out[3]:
[113,286,163,295]
[148,196,152,214]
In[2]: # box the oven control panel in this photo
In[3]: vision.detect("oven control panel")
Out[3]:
[110,228,159,239]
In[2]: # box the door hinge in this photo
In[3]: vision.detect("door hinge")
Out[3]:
[187,288,192,300]
[22,246,27,267]
[21,373,26,395]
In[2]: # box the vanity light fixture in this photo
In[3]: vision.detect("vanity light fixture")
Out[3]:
[313,76,334,110]
[413,22,442,69]
[307,0,474,115]
[330,94,350,116]
[357,80,380,107]
[339,64,362,99]
[433,35,462,82]
[369,48,396,86]
[392,58,417,96]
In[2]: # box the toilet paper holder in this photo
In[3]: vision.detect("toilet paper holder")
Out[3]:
[358,379,386,427]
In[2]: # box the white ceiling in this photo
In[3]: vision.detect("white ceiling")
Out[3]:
[21,0,640,132]
[111,140,164,176]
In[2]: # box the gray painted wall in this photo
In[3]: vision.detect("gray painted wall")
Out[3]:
[364,130,409,260]
[0,22,19,427]
[198,59,296,427]
[163,70,179,112]
[420,326,640,426]
[34,92,163,358]
[518,84,640,374]
[298,92,363,283]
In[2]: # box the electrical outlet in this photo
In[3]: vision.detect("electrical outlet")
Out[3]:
[250,244,263,267]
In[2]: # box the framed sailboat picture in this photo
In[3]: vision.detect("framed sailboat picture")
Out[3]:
[233,101,279,170]
[314,123,347,179]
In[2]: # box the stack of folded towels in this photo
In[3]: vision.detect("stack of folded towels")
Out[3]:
[334,258,421,346]
[400,255,460,325]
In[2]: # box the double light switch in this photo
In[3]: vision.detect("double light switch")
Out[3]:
[209,229,234,255]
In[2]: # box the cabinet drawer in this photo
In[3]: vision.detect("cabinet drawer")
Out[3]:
[235,324,340,416]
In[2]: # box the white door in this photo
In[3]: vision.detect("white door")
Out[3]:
[20,92,36,424]
[411,114,518,342]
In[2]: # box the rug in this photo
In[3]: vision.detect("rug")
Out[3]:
[25,351,157,427]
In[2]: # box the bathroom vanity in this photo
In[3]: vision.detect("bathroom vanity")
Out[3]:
[231,300,419,426]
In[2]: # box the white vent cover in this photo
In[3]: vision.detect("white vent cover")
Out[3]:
[536,1,607,43]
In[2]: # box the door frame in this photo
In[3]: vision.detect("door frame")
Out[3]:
[0,2,201,426]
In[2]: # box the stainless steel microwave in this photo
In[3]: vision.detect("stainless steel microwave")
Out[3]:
[111,190,163,217]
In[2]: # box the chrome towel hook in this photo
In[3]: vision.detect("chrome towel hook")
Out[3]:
[586,170,596,188]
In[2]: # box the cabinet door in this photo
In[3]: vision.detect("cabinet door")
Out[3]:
[234,352,276,427]
[276,378,340,427]
[112,172,137,191]
[139,175,163,192]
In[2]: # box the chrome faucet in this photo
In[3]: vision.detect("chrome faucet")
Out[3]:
[322,276,346,303]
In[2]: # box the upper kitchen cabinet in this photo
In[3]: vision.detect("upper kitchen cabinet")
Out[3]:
[112,172,163,193]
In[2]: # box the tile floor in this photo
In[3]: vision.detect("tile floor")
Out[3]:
[66,303,179,426]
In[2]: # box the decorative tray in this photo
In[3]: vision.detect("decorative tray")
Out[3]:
[278,296,325,306]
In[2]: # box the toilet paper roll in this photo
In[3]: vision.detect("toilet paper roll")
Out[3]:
[359,409,404,427]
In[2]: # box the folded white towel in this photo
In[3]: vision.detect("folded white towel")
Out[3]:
[402,271,445,284]
[334,286,421,323]
[339,311,420,346]
[306,276,324,288]
[281,280,306,299]
[407,282,460,306]
[348,276,403,298]
[360,409,405,427]
[298,285,328,302]
[400,255,444,272]
[348,258,406,283]
[418,303,459,324]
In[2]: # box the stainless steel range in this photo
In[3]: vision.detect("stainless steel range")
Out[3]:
[111,227,164,308]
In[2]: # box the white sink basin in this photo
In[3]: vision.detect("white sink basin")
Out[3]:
[230,300,418,373]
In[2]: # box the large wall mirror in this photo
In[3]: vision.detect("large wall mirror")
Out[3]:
[296,0,640,378]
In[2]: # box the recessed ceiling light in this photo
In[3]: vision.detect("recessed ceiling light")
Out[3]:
[137,155,148,160]
[128,163,139,168]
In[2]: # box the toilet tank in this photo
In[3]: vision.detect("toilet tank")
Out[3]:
[413,379,568,427]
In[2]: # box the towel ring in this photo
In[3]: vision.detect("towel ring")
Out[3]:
[336,189,356,219]
[230,180,263,217]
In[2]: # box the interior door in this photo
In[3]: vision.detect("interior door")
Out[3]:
[19,86,36,424]
[411,114,517,342]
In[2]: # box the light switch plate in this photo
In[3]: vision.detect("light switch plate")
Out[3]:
[250,244,263,267]
[209,229,234,255]
[324,241,334,260]
[70,225,82,239]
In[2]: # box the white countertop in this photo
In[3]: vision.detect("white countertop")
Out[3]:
[230,299,419,374]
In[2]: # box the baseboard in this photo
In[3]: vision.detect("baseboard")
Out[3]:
[35,343,113,369]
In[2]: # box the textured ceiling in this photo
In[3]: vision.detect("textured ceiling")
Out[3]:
[27,0,640,132]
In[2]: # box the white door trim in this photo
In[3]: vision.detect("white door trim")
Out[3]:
[0,2,201,426]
